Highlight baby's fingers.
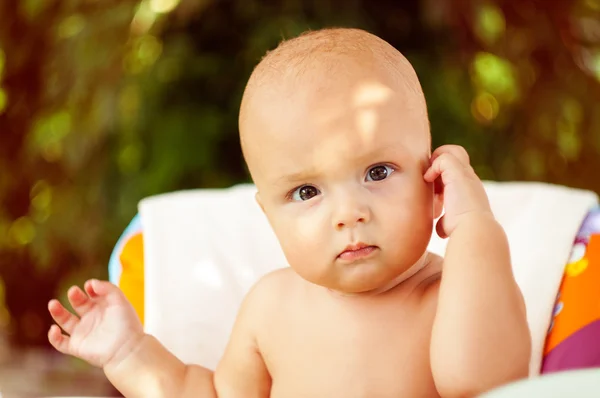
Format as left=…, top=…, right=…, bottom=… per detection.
left=423, top=162, right=441, bottom=183
left=431, top=145, right=470, bottom=166
left=84, top=279, right=97, bottom=298
left=48, top=299, right=79, bottom=335
left=68, top=286, right=94, bottom=317
left=85, top=279, right=123, bottom=303
left=424, top=152, right=463, bottom=183
left=48, top=324, right=71, bottom=354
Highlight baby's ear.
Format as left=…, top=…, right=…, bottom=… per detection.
left=255, top=192, right=265, bottom=213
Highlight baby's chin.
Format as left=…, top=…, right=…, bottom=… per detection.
left=301, top=255, right=430, bottom=295
left=328, top=273, right=407, bottom=296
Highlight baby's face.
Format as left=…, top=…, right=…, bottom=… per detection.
left=245, top=77, right=436, bottom=294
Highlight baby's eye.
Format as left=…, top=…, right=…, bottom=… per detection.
left=365, top=165, right=394, bottom=182
left=291, top=185, right=320, bottom=201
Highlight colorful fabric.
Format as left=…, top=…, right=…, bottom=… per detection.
left=542, top=207, right=600, bottom=373
left=108, top=214, right=145, bottom=324
left=109, top=209, right=600, bottom=370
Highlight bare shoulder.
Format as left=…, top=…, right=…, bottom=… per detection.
left=255, top=266, right=299, bottom=288
left=240, top=267, right=300, bottom=321
left=214, top=268, right=298, bottom=395
left=250, top=267, right=299, bottom=300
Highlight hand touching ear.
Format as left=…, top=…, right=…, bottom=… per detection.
left=424, top=145, right=492, bottom=238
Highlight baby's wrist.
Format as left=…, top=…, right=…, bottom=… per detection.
left=103, top=333, right=189, bottom=397
left=452, top=210, right=497, bottom=234
left=103, top=330, right=147, bottom=375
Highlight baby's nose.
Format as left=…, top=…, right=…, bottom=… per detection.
left=333, top=197, right=371, bottom=230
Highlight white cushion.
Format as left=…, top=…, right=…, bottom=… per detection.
left=139, top=182, right=598, bottom=375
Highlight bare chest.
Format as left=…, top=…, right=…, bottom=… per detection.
left=260, top=290, right=439, bottom=398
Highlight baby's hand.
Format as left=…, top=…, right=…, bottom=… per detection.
left=48, top=279, right=144, bottom=369
left=424, top=145, right=492, bottom=238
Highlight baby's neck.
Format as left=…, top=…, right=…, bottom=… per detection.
left=328, top=251, right=431, bottom=297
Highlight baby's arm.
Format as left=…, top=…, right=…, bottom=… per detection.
left=103, top=334, right=217, bottom=397
left=106, top=281, right=272, bottom=398
left=48, top=278, right=271, bottom=397
left=214, top=274, right=274, bottom=397
left=424, top=146, right=531, bottom=397
left=47, top=279, right=216, bottom=397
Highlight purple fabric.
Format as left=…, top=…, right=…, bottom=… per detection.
left=542, top=319, right=600, bottom=373
left=577, top=209, right=600, bottom=241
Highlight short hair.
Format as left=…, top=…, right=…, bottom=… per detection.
left=239, top=28, right=429, bottom=156
left=242, top=28, right=424, bottom=109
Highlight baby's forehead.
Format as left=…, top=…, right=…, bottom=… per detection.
left=251, top=88, right=428, bottom=163
left=246, top=71, right=428, bottom=146
left=240, top=29, right=430, bottom=178
left=242, top=73, right=429, bottom=163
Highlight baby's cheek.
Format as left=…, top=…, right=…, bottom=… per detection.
left=278, top=216, right=323, bottom=261
left=387, top=199, right=432, bottom=246
left=296, top=217, right=326, bottom=253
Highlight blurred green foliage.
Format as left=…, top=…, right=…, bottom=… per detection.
left=0, top=0, right=599, bottom=347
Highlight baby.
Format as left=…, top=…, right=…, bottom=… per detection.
left=48, top=28, right=531, bottom=397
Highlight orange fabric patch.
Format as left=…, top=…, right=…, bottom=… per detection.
left=118, top=232, right=145, bottom=325
left=544, top=234, right=600, bottom=354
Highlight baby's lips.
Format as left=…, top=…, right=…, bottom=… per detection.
left=337, top=245, right=378, bottom=262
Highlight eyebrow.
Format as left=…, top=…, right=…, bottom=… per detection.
left=357, top=145, right=404, bottom=164
left=273, top=145, right=406, bottom=186
left=274, top=168, right=320, bottom=186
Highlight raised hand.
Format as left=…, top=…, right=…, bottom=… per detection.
left=424, top=145, right=492, bottom=239
left=48, top=279, right=144, bottom=368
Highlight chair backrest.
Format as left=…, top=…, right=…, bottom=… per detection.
left=139, top=182, right=597, bottom=374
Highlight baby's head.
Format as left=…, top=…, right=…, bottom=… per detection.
left=240, top=28, right=441, bottom=294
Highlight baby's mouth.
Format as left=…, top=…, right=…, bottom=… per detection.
left=337, top=243, right=379, bottom=262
